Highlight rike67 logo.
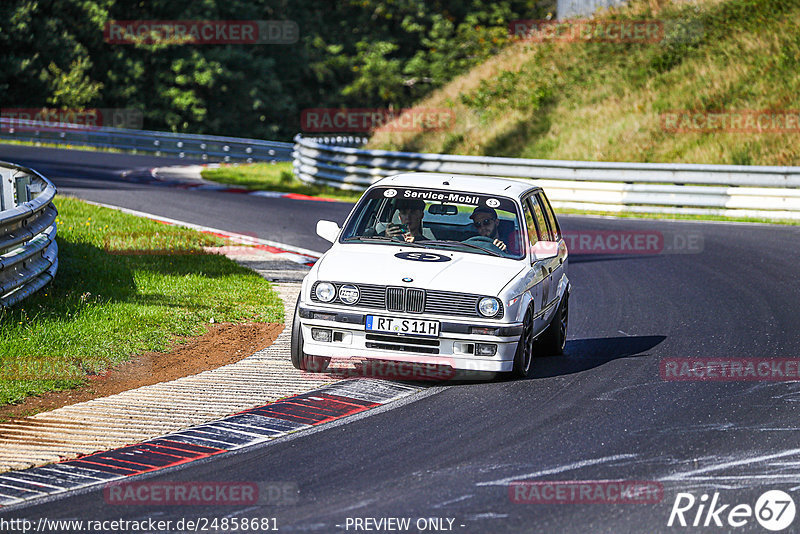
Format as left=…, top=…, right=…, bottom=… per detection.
left=668, top=490, right=796, bottom=531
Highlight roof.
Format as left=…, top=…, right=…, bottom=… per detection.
left=371, top=172, right=540, bottom=198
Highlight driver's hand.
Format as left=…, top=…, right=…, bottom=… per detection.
left=493, top=238, right=507, bottom=251
left=386, top=224, right=404, bottom=238
left=403, top=234, right=416, bottom=243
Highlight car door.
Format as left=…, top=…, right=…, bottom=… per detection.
left=527, top=195, right=556, bottom=320
left=534, top=191, right=567, bottom=317
left=520, top=194, right=549, bottom=333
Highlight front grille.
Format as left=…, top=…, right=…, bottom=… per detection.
left=365, top=333, right=440, bottom=354
left=311, top=281, right=503, bottom=319
left=365, top=343, right=439, bottom=354
left=406, top=288, right=425, bottom=313
left=365, top=333, right=439, bottom=346
left=386, top=287, right=404, bottom=312
left=358, top=285, right=385, bottom=308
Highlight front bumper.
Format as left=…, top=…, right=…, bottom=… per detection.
left=298, top=305, right=522, bottom=373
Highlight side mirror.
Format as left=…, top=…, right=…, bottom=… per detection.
left=316, top=220, right=340, bottom=243
left=531, top=240, right=559, bottom=261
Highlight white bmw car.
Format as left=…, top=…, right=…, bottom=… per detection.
left=291, top=173, right=570, bottom=379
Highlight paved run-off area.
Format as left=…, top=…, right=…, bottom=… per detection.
left=0, top=248, right=422, bottom=475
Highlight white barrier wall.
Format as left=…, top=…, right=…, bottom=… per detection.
left=292, top=135, right=800, bottom=220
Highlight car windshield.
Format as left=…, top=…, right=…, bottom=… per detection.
left=340, top=186, right=525, bottom=259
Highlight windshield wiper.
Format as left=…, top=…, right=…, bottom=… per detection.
left=342, top=236, right=394, bottom=242
left=422, top=240, right=504, bottom=257
left=343, top=236, right=425, bottom=247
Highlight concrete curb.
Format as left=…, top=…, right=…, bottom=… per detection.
left=0, top=281, right=315, bottom=473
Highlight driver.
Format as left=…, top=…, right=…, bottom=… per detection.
left=385, top=198, right=434, bottom=243
left=470, top=206, right=509, bottom=252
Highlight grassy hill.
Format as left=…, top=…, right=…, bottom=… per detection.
left=367, top=0, right=800, bottom=166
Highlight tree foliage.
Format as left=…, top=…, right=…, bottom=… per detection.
left=0, top=0, right=550, bottom=140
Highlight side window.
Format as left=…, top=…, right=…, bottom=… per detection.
left=530, top=195, right=551, bottom=241
left=522, top=199, right=539, bottom=250
left=538, top=192, right=560, bottom=240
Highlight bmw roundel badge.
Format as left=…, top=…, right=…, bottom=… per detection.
left=402, top=277, right=413, bottom=283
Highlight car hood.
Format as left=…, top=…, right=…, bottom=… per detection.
left=314, top=243, right=525, bottom=296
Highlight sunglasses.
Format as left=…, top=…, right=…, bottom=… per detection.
left=473, top=218, right=496, bottom=228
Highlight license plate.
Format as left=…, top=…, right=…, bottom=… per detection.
left=365, top=315, right=440, bottom=337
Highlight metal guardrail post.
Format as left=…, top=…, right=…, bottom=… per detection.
left=0, top=118, right=294, bottom=163
left=0, top=169, right=13, bottom=211
left=0, top=162, right=58, bottom=307
left=15, top=175, right=31, bottom=204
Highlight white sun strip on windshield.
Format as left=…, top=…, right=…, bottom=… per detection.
left=340, top=187, right=525, bottom=258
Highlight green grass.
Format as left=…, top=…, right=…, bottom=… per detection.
left=201, top=162, right=362, bottom=203
left=0, top=196, right=284, bottom=406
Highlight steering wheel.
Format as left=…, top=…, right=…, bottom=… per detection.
left=463, top=235, right=507, bottom=253
left=464, top=235, right=495, bottom=245
left=462, top=235, right=513, bottom=257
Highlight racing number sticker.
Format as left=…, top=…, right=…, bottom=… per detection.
left=394, top=252, right=451, bottom=262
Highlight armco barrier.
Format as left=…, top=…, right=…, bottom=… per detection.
left=0, top=118, right=293, bottom=163
left=0, top=162, right=58, bottom=307
left=292, top=135, right=800, bottom=220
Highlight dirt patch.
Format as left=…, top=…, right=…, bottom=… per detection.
left=0, top=322, right=283, bottom=421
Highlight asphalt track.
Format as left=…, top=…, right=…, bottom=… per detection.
left=3, top=145, right=800, bottom=533
left=0, top=144, right=344, bottom=253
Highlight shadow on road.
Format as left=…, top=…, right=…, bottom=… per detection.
left=533, top=335, right=666, bottom=378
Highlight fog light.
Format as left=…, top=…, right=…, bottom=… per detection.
left=311, top=328, right=332, bottom=342
left=313, top=312, right=337, bottom=321
left=475, top=343, right=497, bottom=356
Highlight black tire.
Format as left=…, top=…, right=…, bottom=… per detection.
left=290, top=296, right=331, bottom=372
left=512, top=308, right=535, bottom=378
left=536, top=291, right=569, bottom=356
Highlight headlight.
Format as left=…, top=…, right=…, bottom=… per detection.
left=339, top=284, right=360, bottom=305
left=478, top=297, right=500, bottom=317
left=315, top=282, right=336, bottom=302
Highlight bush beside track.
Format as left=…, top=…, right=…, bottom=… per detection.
left=0, top=197, right=284, bottom=406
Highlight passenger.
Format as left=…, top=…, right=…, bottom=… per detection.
left=469, top=206, right=517, bottom=253
left=385, top=198, right=434, bottom=243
